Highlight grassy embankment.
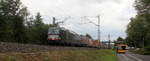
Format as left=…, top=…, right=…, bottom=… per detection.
left=130, top=50, right=145, bottom=55
left=0, top=49, right=116, bottom=61
left=130, top=50, right=150, bottom=55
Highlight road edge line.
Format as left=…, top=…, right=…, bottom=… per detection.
left=128, top=54, right=142, bottom=61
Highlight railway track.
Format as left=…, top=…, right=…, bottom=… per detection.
left=0, top=42, right=98, bottom=53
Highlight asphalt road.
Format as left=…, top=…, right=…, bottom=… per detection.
left=117, top=52, right=150, bottom=61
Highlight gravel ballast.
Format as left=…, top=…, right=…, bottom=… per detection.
left=0, top=42, right=96, bottom=53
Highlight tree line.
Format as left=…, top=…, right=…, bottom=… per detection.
left=0, top=0, right=51, bottom=44
left=126, top=0, right=150, bottom=52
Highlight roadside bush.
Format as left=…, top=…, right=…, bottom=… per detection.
left=144, top=46, right=150, bottom=55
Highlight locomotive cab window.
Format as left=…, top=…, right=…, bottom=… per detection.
left=48, top=28, right=60, bottom=34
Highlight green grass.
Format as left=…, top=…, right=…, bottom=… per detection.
left=130, top=50, right=150, bottom=55
left=0, top=49, right=117, bottom=61
left=130, top=50, right=145, bottom=55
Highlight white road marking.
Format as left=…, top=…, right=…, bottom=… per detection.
left=127, top=54, right=143, bottom=61
left=118, top=54, right=133, bottom=61
left=121, top=54, right=133, bottom=61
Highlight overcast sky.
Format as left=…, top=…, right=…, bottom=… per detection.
left=21, top=0, right=137, bottom=41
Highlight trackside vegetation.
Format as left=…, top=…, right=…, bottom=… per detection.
left=126, top=0, right=150, bottom=54
left=0, top=0, right=51, bottom=45
left=0, top=49, right=116, bottom=61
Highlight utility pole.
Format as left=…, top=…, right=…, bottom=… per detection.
left=108, top=34, right=111, bottom=48
left=84, top=16, right=101, bottom=48
left=97, top=16, right=100, bottom=42
left=84, top=16, right=101, bottom=42
left=143, top=37, right=145, bottom=50
left=53, top=17, right=56, bottom=26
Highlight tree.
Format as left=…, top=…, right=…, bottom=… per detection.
left=135, top=0, right=150, bottom=15
left=126, top=16, right=147, bottom=47
left=0, top=0, right=51, bottom=45
left=0, top=0, right=28, bottom=42
left=126, top=0, right=150, bottom=49
left=117, top=37, right=124, bottom=41
left=115, top=37, right=126, bottom=44
left=32, top=13, right=44, bottom=44
left=26, top=12, right=49, bottom=44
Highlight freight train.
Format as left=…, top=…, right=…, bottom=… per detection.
left=48, top=26, right=101, bottom=48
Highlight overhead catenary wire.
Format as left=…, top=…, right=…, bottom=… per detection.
left=50, top=16, right=102, bottom=41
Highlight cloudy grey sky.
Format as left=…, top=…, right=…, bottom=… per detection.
left=21, top=0, right=137, bottom=41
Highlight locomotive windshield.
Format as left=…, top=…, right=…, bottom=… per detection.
left=48, top=27, right=60, bottom=35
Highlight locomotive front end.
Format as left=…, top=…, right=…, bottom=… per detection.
left=48, top=27, right=61, bottom=41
